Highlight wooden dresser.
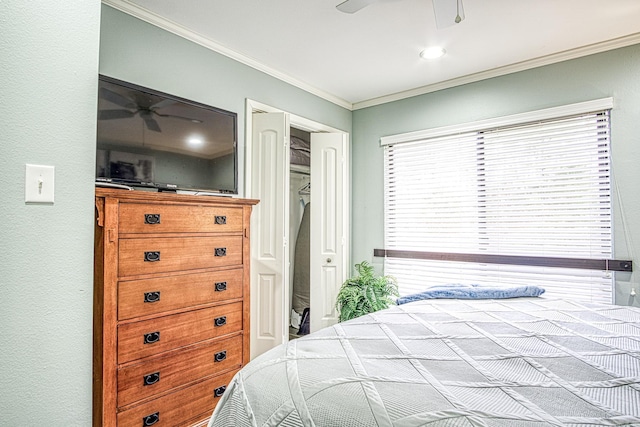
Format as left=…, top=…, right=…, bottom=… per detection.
left=93, top=188, right=258, bottom=427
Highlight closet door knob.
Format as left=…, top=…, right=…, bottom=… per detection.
left=326, top=258, right=332, bottom=263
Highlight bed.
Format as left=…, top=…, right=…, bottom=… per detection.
left=208, top=297, right=640, bottom=426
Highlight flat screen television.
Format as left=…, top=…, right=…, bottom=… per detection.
left=95, top=75, right=238, bottom=194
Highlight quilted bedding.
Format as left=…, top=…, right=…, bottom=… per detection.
left=208, top=298, right=640, bottom=426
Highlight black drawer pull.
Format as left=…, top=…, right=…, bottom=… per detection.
left=143, top=331, right=160, bottom=344
left=215, top=215, right=227, bottom=225
left=214, top=350, right=227, bottom=362
left=143, top=372, right=160, bottom=386
left=214, top=247, right=227, bottom=257
left=142, top=412, right=159, bottom=426
left=144, top=291, right=160, bottom=303
left=144, top=214, right=161, bottom=225
left=215, top=281, right=227, bottom=292
left=144, top=251, right=161, bottom=262
left=214, top=386, right=227, bottom=397
left=214, top=316, right=227, bottom=327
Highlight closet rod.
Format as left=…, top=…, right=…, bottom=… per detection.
left=291, top=170, right=310, bottom=176
left=291, top=164, right=310, bottom=176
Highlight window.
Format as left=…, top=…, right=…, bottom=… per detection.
left=382, top=99, right=615, bottom=304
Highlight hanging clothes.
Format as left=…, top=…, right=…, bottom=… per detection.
left=291, top=202, right=310, bottom=317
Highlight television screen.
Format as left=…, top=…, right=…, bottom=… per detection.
left=96, top=75, right=238, bottom=194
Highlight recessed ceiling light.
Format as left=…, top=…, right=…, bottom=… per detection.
left=420, top=46, right=446, bottom=60
left=188, top=137, right=203, bottom=146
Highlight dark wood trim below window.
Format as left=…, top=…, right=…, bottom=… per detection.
left=373, top=249, right=632, bottom=272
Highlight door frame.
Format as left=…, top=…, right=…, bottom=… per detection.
left=245, top=99, right=350, bottom=358
left=245, top=99, right=348, bottom=194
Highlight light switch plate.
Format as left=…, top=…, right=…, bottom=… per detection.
left=25, top=164, right=55, bottom=204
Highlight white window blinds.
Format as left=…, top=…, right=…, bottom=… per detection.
left=382, top=101, right=614, bottom=304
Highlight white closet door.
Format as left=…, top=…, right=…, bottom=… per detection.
left=250, top=112, right=289, bottom=359
left=310, top=133, right=348, bottom=332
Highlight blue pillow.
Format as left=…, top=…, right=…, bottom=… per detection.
left=397, top=283, right=545, bottom=305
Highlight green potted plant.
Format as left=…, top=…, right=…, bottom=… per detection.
left=335, top=261, right=399, bottom=322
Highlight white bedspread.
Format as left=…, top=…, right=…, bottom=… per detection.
left=209, top=298, right=640, bottom=426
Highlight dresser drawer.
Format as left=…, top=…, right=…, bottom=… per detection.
left=116, top=369, right=236, bottom=427
left=118, top=269, right=243, bottom=320
left=118, top=334, right=243, bottom=407
left=118, top=302, right=243, bottom=363
left=118, top=236, right=243, bottom=277
left=118, top=203, right=243, bottom=234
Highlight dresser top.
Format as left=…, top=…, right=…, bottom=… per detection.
left=95, top=187, right=259, bottom=206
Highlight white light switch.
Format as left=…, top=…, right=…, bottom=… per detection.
left=25, top=164, right=55, bottom=204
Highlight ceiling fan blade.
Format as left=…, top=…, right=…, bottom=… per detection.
left=143, top=116, right=161, bottom=132
left=433, top=0, right=464, bottom=29
left=149, top=99, right=201, bottom=122
left=336, top=0, right=379, bottom=13
left=98, top=109, right=136, bottom=120
left=155, top=112, right=203, bottom=123
left=99, top=87, right=137, bottom=109
left=151, top=99, right=177, bottom=110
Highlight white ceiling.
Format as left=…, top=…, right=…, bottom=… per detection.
left=104, top=0, right=640, bottom=110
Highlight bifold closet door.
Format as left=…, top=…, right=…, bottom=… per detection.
left=249, top=112, right=289, bottom=359
left=249, top=110, right=348, bottom=359
left=310, top=133, right=348, bottom=333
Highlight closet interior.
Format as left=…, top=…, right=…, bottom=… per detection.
left=289, top=127, right=311, bottom=340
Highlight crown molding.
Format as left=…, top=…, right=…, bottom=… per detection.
left=102, top=0, right=640, bottom=112
left=380, top=97, right=614, bottom=146
left=353, top=32, right=640, bottom=110
left=101, top=0, right=354, bottom=110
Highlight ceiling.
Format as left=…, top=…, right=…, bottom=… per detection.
left=104, top=0, right=640, bottom=110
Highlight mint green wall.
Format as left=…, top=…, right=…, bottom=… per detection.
left=0, top=4, right=350, bottom=425
left=99, top=5, right=352, bottom=196
left=352, top=44, right=640, bottom=306
left=2, top=2, right=638, bottom=424
left=0, top=1, right=101, bottom=425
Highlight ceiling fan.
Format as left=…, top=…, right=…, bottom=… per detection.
left=98, top=87, right=201, bottom=132
left=336, top=0, right=465, bottom=28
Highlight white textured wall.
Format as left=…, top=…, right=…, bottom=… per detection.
left=0, top=1, right=101, bottom=425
